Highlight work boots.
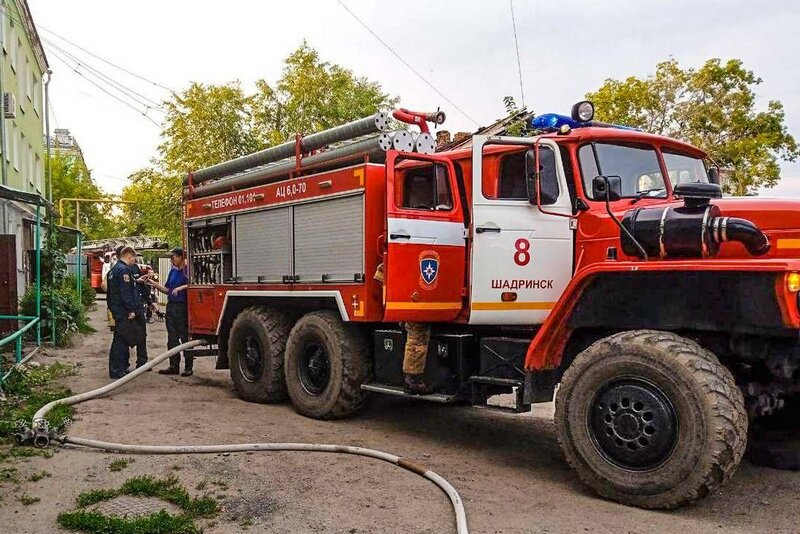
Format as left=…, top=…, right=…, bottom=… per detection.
left=403, top=373, right=431, bottom=395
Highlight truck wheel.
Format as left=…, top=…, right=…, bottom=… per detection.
left=284, top=310, right=371, bottom=419
left=555, top=330, right=747, bottom=509
left=228, top=307, right=292, bottom=403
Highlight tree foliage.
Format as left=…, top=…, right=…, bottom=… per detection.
left=252, top=42, right=398, bottom=145
left=159, top=82, right=260, bottom=176
left=587, top=58, right=799, bottom=195
left=50, top=151, right=115, bottom=241
left=115, top=168, right=183, bottom=245
left=119, top=43, right=397, bottom=245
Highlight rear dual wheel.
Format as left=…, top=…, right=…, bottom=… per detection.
left=284, top=311, right=372, bottom=419
left=555, top=330, right=748, bottom=509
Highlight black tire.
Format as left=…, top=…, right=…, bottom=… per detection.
left=555, top=330, right=747, bottom=509
left=284, top=311, right=372, bottom=419
left=228, top=306, right=292, bottom=403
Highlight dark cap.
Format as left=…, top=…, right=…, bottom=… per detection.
left=170, top=247, right=185, bottom=257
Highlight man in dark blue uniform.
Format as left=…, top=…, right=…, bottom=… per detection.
left=130, top=261, right=154, bottom=370
left=106, top=246, right=143, bottom=379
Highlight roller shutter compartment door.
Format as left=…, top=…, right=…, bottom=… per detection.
left=234, top=208, right=291, bottom=282
left=293, top=195, right=364, bottom=282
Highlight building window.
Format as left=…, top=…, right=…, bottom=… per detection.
left=19, top=133, right=26, bottom=177
left=32, top=73, right=40, bottom=115
left=1, top=9, right=7, bottom=54
left=9, top=34, right=17, bottom=72
left=35, top=153, right=41, bottom=192
left=25, top=58, right=32, bottom=102
left=11, top=125, right=18, bottom=170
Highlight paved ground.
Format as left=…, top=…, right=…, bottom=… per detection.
left=1, top=303, right=799, bottom=533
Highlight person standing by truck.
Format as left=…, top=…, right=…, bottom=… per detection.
left=149, top=248, right=192, bottom=376
left=106, top=246, right=142, bottom=379
left=130, top=261, right=155, bottom=369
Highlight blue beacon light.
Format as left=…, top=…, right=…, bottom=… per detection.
left=530, top=101, right=641, bottom=132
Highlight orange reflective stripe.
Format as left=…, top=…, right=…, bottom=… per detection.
left=385, top=302, right=462, bottom=310
left=471, top=301, right=555, bottom=311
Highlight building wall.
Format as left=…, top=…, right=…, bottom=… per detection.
left=0, top=0, right=45, bottom=195
left=0, top=0, right=47, bottom=303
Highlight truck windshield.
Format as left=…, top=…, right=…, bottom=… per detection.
left=578, top=142, right=666, bottom=199
left=663, top=151, right=709, bottom=186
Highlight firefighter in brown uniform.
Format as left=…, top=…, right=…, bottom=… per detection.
left=374, top=263, right=432, bottom=394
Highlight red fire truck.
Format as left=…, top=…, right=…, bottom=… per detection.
left=181, top=103, right=799, bottom=509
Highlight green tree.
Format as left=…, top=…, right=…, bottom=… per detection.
left=252, top=42, right=398, bottom=145
left=116, top=168, right=182, bottom=245
left=159, top=81, right=259, bottom=175
left=587, top=58, right=799, bottom=195
left=50, top=151, right=116, bottom=242
left=121, top=43, right=398, bottom=245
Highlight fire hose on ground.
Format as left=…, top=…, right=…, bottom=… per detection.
left=21, top=340, right=469, bottom=534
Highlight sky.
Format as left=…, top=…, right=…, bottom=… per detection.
left=25, top=0, right=800, bottom=196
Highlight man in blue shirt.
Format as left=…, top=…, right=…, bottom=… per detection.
left=149, top=247, right=191, bottom=376
left=106, top=246, right=143, bottom=379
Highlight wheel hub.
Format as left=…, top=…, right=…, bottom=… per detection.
left=298, top=343, right=331, bottom=396
left=240, top=334, right=264, bottom=382
left=590, top=379, right=677, bottom=470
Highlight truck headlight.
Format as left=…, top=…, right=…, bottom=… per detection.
left=571, top=101, right=594, bottom=122
left=787, top=271, right=800, bottom=293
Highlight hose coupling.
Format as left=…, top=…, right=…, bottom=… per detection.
left=14, top=427, right=35, bottom=445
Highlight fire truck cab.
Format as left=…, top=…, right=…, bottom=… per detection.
left=182, top=104, right=800, bottom=509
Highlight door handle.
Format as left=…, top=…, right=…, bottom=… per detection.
left=475, top=226, right=501, bottom=234
left=390, top=233, right=411, bottom=240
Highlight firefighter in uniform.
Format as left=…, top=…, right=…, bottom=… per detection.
left=149, top=248, right=191, bottom=376
left=374, top=262, right=432, bottom=394
left=130, top=261, right=154, bottom=369
left=106, top=246, right=143, bottom=379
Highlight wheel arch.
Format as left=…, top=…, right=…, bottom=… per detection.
left=215, top=291, right=349, bottom=369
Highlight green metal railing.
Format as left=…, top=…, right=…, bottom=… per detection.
left=0, top=199, right=43, bottom=387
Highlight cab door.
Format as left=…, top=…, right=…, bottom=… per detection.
left=383, top=152, right=466, bottom=322
left=469, top=136, right=574, bottom=325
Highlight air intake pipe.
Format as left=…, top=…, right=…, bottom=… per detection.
left=619, top=183, right=770, bottom=259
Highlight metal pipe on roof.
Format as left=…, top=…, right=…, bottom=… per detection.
left=190, top=133, right=393, bottom=198
left=188, top=112, right=391, bottom=185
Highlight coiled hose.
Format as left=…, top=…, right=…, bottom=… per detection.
left=31, top=339, right=469, bottom=534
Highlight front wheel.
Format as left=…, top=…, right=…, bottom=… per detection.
left=284, top=311, right=371, bottom=419
left=555, top=330, right=747, bottom=509
left=228, top=307, right=292, bottom=403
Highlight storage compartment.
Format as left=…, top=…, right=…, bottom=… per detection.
left=373, top=329, right=475, bottom=394
left=234, top=208, right=291, bottom=282
left=293, top=195, right=364, bottom=282
left=479, top=337, right=528, bottom=380
left=188, top=217, right=232, bottom=285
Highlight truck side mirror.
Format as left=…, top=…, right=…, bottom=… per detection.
left=592, top=175, right=622, bottom=201
left=707, top=167, right=720, bottom=185
left=524, top=149, right=558, bottom=206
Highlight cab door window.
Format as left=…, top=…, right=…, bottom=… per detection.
left=400, top=163, right=453, bottom=211
left=489, top=146, right=559, bottom=204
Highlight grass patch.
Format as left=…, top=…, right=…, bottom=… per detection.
left=60, top=475, right=219, bottom=534
left=58, top=509, right=198, bottom=534
left=0, top=362, right=77, bottom=443
left=28, top=470, right=51, bottom=482
left=109, top=458, right=135, bottom=472
left=0, top=467, right=20, bottom=484
left=19, top=494, right=40, bottom=505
